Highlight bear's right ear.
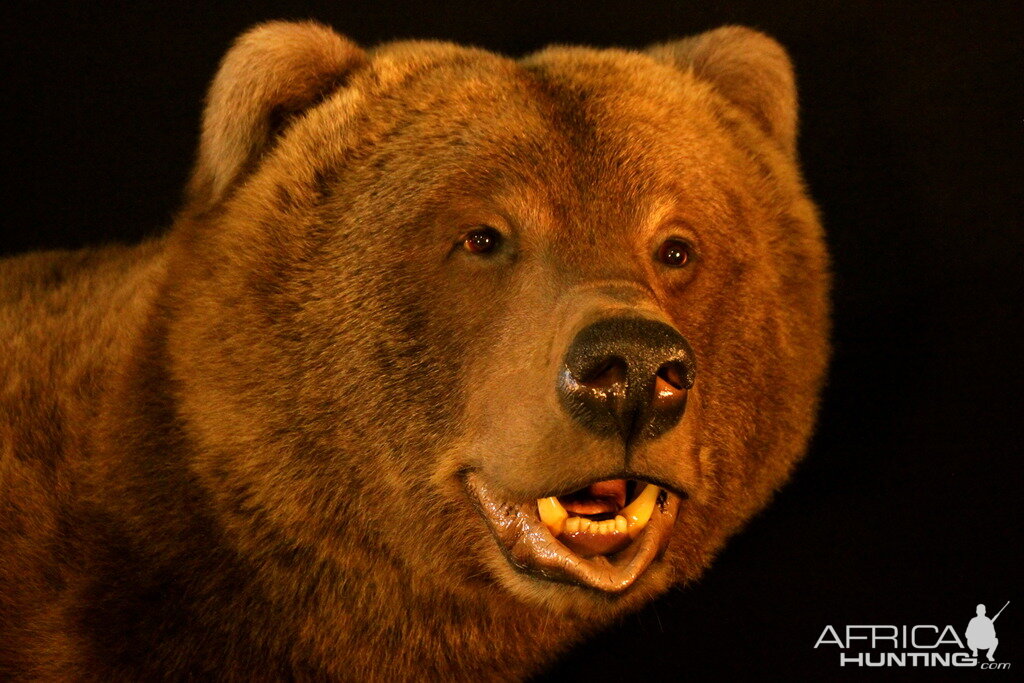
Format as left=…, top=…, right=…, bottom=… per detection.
left=186, top=21, right=366, bottom=212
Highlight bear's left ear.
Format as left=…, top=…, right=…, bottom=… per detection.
left=187, top=21, right=367, bottom=212
left=647, top=26, right=797, bottom=154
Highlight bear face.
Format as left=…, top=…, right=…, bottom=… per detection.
left=169, top=21, right=828, bottom=618
left=0, top=20, right=829, bottom=679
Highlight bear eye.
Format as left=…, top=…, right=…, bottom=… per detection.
left=461, top=226, right=502, bottom=255
left=657, top=238, right=692, bottom=268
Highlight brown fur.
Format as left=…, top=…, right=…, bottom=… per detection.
left=0, top=22, right=829, bottom=680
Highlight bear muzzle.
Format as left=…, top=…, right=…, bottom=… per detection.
left=459, top=302, right=698, bottom=593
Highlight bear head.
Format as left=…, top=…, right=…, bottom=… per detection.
left=162, top=21, right=829, bottom=626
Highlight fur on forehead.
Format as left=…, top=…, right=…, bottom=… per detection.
left=186, top=21, right=797, bottom=219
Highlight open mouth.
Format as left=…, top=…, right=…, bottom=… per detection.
left=465, top=474, right=681, bottom=594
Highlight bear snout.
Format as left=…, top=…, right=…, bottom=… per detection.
left=557, top=316, right=696, bottom=444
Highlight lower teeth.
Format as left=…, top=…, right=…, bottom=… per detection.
left=536, top=483, right=661, bottom=546
left=564, top=515, right=626, bottom=534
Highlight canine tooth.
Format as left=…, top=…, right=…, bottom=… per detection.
left=537, top=497, right=568, bottom=536
left=615, top=515, right=627, bottom=534
left=579, top=519, right=592, bottom=532
left=620, top=484, right=660, bottom=538
left=565, top=516, right=581, bottom=533
left=605, top=520, right=617, bottom=534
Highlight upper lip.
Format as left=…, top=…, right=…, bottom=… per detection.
left=463, top=472, right=682, bottom=593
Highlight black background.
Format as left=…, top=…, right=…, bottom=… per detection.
left=2, top=1, right=1021, bottom=679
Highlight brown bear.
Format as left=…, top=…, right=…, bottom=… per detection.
left=0, top=21, right=830, bottom=680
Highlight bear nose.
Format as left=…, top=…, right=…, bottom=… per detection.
left=557, top=317, right=697, bottom=443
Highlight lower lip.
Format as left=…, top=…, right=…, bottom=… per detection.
left=560, top=528, right=631, bottom=556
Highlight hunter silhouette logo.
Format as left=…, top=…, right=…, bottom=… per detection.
left=967, top=602, right=1009, bottom=662
left=814, top=601, right=1011, bottom=669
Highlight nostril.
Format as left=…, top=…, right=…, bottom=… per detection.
left=655, top=362, right=686, bottom=391
left=653, top=362, right=689, bottom=404
left=579, top=356, right=627, bottom=391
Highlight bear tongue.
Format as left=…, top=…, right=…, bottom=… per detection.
left=560, top=479, right=627, bottom=515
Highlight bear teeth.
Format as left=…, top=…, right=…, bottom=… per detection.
left=536, top=496, right=568, bottom=536
left=537, top=483, right=661, bottom=547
